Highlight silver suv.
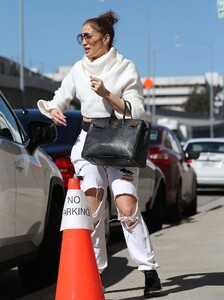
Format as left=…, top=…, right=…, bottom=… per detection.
left=0, top=91, right=65, bottom=292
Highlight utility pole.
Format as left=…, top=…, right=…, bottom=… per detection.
left=19, top=0, right=25, bottom=108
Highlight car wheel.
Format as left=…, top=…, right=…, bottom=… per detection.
left=146, top=182, right=165, bottom=234
left=183, top=181, right=197, bottom=217
left=18, top=200, right=62, bottom=293
left=165, top=183, right=182, bottom=223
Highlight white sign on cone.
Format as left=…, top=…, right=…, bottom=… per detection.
left=217, top=0, right=224, bottom=18
left=60, top=189, right=93, bottom=231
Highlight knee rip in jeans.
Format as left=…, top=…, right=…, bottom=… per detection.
left=91, top=193, right=105, bottom=228
left=84, top=187, right=104, bottom=228
left=118, top=203, right=140, bottom=229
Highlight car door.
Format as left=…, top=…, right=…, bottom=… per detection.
left=0, top=117, right=16, bottom=261
left=11, top=142, right=46, bottom=243
left=169, top=132, right=193, bottom=201
left=138, top=160, right=155, bottom=213
left=0, top=95, right=46, bottom=251
left=164, top=131, right=181, bottom=198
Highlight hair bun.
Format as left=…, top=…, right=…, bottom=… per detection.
left=99, top=10, right=119, bottom=25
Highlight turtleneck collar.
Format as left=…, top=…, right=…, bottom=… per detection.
left=81, top=47, right=123, bottom=76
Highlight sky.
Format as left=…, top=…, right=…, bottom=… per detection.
left=1, top=0, right=224, bottom=79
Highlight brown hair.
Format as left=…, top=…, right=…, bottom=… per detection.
left=83, top=10, right=119, bottom=48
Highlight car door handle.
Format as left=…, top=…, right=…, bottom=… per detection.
left=15, top=160, right=25, bottom=173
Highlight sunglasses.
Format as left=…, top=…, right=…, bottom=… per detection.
left=77, top=32, right=93, bottom=45
left=77, top=32, right=104, bottom=45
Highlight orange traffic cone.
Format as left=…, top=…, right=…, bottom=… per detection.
left=55, top=177, right=105, bottom=300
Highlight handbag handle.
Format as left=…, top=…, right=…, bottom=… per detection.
left=120, top=100, right=132, bottom=126
left=124, top=100, right=132, bottom=118
left=110, top=100, right=132, bottom=127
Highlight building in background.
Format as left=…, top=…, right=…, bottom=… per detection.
left=142, top=73, right=224, bottom=112
left=0, top=56, right=60, bottom=108
left=1, top=55, right=224, bottom=138
left=45, top=65, right=224, bottom=113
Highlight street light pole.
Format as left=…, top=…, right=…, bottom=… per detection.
left=152, top=50, right=156, bottom=123
left=19, top=0, right=25, bottom=108
left=209, top=45, right=214, bottom=138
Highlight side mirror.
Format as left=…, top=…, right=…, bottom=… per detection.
left=28, top=121, right=58, bottom=153
left=185, top=150, right=200, bottom=160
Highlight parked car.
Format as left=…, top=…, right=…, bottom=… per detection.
left=0, top=91, right=65, bottom=292
left=183, top=138, right=224, bottom=188
left=15, top=109, right=167, bottom=240
left=149, top=124, right=199, bottom=222
left=14, top=108, right=83, bottom=189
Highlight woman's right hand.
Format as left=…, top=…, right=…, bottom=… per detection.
left=50, top=108, right=67, bottom=126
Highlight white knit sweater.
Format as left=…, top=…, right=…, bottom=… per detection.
left=37, top=47, right=145, bottom=119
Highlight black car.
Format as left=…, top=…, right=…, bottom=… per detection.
left=15, top=109, right=166, bottom=241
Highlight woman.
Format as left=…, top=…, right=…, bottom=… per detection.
left=37, top=10, right=162, bottom=297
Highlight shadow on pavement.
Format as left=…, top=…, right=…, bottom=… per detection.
left=103, top=272, right=224, bottom=300
left=103, top=256, right=135, bottom=289
left=163, top=272, right=224, bottom=295
left=105, top=288, right=146, bottom=300
left=107, top=226, right=126, bottom=256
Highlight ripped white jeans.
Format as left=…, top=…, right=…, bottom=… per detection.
left=70, top=130, right=159, bottom=273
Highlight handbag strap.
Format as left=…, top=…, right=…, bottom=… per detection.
left=116, top=99, right=132, bottom=127
left=124, top=100, right=132, bottom=118
left=110, top=99, right=132, bottom=122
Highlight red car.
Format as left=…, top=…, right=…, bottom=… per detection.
left=149, top=124, right=198, bottom=223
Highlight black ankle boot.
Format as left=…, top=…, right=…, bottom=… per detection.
left=144, top=270, right=162, bottom=296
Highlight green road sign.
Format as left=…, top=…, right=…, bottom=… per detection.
left=217, top=0, right=224, bottom=18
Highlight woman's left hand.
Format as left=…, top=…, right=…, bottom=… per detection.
left=90, top=76, right=110, bottom=98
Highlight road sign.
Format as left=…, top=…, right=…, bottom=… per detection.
left=143, top=77, right=154, bottom=90
left=217, top=0, right=224, bottom=18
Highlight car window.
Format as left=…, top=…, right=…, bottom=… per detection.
left=149, top=129, right=160, bottom=145
left=186, top=142, right=224, bottom=153
left=217, top=145, right=224, bottom=152
left=167, top=131, right=183, bottom=154
left=164, top=131, right=172, bottom=149
left=0, top=95, right=26, bottom=144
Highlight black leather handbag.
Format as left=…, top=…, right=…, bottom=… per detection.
left=81, top=100, right=151, bottom=168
